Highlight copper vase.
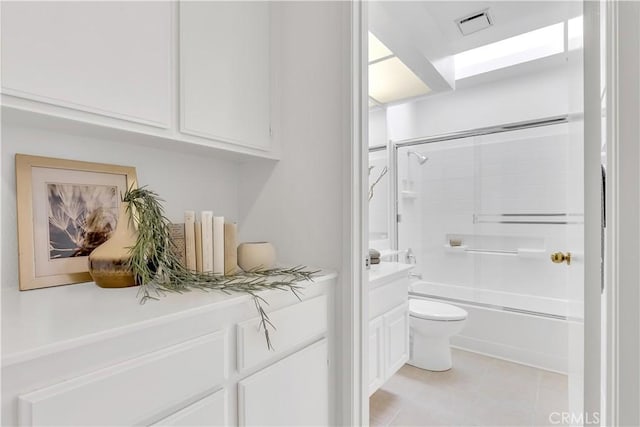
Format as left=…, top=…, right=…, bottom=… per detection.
left=88, top=202, right=138, bottom=288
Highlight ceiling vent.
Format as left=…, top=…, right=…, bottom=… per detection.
left=456, top=10, right=493, bottom=36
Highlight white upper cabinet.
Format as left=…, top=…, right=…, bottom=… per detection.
left=1, top=2, right=173, bottom=128
left=179, top=2, right=271, bottom=151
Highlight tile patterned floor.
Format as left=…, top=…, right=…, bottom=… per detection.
left=370, top=349, right=568, bottom=427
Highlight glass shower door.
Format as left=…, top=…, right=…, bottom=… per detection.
left=396, top=119, right=585, bottom=423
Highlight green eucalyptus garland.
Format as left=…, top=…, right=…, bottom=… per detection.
left=123, top=187, right=317, bottom=350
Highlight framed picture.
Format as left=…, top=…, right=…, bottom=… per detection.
left=16, top=154, right=137, bottom=290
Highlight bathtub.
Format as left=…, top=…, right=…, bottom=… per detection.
left=409, top=280, right=571, bottom=373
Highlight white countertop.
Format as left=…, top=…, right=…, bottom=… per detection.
left=2, top=271, right=336, bottom=366
left=368, top=262, right=414, bottom=289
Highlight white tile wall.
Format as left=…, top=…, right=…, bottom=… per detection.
left=398, top=123, right=581, bottom=313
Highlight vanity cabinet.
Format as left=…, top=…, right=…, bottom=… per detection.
left=384, top=303, right=410, bottom=378
left=368, top=302, right=410, bottom=397
left=368, top=263, right=413, bottom=396
left=1, top=2, right=173, bottom=128
left=2, top=274, right=335, bottom=426
left=368, top=317, right=385, bottom=395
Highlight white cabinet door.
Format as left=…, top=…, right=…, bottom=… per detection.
left=238, top=339, right=328, bottom=426
left=179, top=1, right=271, bottom=150
left=1, top=2, right=173, bottom=128
left=384, top=303, right=409, bottom=379
left=369, top=316, right=385, bottom=396
left=153, top=389, right=227, bottom=427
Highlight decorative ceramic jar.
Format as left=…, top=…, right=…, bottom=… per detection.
left=237, top=242, right=276, bottom=272
left=88, top=202, right=138, bottom=288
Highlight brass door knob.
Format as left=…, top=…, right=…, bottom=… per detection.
left=550, top=252, right=571, bottom=265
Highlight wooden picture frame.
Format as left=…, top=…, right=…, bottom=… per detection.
left=15, top=154, right=138, bottom=290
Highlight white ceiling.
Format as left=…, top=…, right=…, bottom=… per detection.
left=419, top=1, right=582, bottom=55
left=368, top=1, right=583, bottom=105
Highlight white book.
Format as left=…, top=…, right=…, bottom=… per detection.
left=184, top=211, right=197, bottom=271
left=195, top=222, right=203, bottom=273
left=213, top=216, right=225, bottom=275
left=224, top=222, right=238, bottom=275
left=201, top=211, right=213, bottom=273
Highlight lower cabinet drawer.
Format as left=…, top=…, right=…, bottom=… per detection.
left=18, top=331, right=227, bottom=426
left=369, top=278, right=409, bottom=320
left=236, top=295, right=327, bottom=372
left=153, top=389, right=227, bottom=426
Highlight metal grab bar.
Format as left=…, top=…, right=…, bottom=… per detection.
left=473, top=213, right=584, bottom=225
left=445, top=245, right=545, bottom=257
left=464, top=248, right=518, bottom=255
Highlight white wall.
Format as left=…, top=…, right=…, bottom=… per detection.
left=368, top=107, right=387, bottom=147
left=398, top=124, right=575, bottom=313
left=237, top=2, right=347, bottom=272
left=368, top=149, right=389, bottom=246
left=386, top=63, right=577, bottom=141
left=1, top=122, right=240, bottom=289
left=236, top=6, right=350, bottom=423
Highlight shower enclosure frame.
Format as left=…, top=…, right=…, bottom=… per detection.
left=389, top=114, right=570, bottom=262
left=383, top=109, right=602, bottom=421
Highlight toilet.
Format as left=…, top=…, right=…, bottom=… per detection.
left=408, top=299, right=468, bottom=371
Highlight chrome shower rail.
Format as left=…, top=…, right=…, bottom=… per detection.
left=392, top=115, right=569, bottom=148
left=409, top=292, right=568, bottom=321
left=368, top=145, right=387, bottom=153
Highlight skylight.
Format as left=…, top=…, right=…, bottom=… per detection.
left=454, top=22, right=565, bottom=80
left=368, top=32, right=431, bottom=105
left=369, top=32, right=393, bottom=63
left=454, top=15, right=584, bottom=81
left=568, top=16, right=583, bottom=50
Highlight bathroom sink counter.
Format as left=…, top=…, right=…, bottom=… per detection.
left=368, top=262, right=414, bottom=289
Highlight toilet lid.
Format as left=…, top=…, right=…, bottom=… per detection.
left=409, top=299, right=467, bottom=321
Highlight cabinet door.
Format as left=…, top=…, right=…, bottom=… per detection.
left=153, top=389, right=227, bottom=427
left=384, top=303, right=409, bottom=380
left=238, top=340, right=328, bottom=426
left=18, top=331, right=227, bottom=426
left=1, top=2, right=172, bottom=128
left=368, top=317, right=385, bottom=396
left=179, top=2, right=271, bottom=150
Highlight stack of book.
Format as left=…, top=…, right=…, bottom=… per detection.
left=169, top=211, right=238, bottom=275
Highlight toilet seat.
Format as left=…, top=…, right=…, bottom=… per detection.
left=409, top=299, right=467, bottom=321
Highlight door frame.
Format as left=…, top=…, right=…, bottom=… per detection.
left=584, top=0, right=603, bottom=423
left=347, top=0, right=612, bottom=425
left=341, top=1, right=368, bottom=426
left=604, top=1, right=640, bottom=425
